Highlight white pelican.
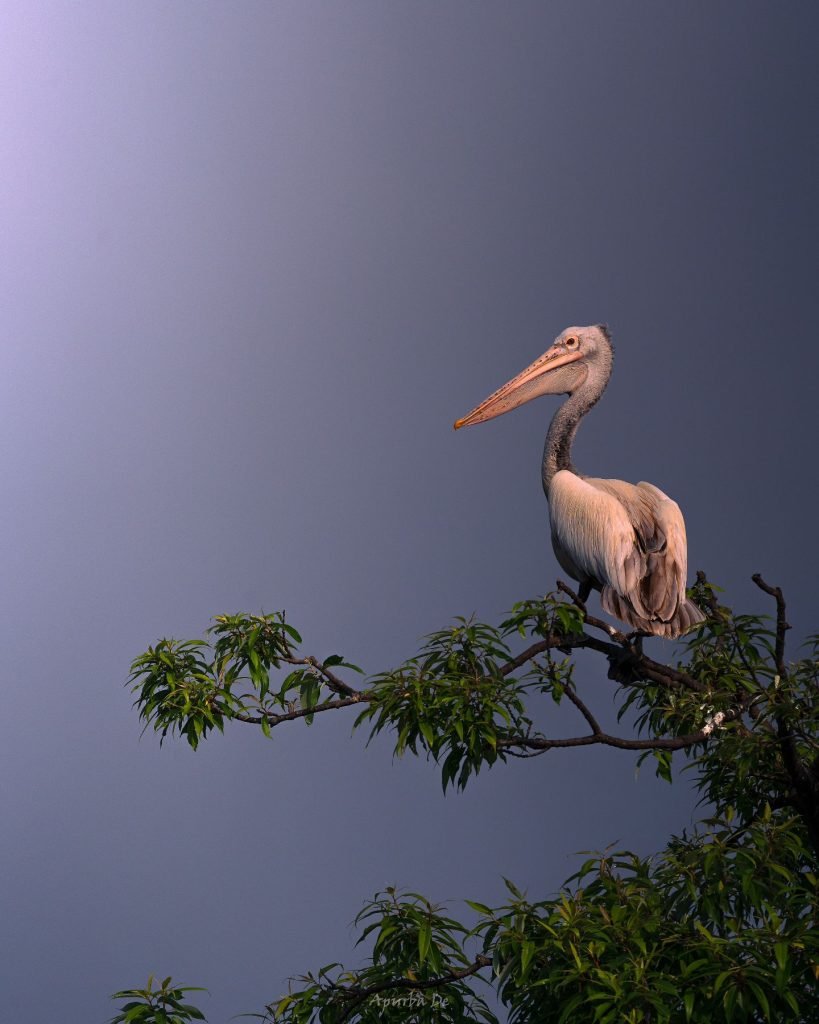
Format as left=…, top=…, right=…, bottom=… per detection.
left=455, top=325, right=704, bottom=638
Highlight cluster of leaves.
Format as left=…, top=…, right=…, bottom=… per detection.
left=358, top=619, right=526, bottom=791
left=118, top=804, right=818, bottom=1023
left=481, top=812, right=819, bottom=1024
left=261, top=779, right=807, bottom=1023
left=129, top=612, right=360, bottom=749
left=687, top=612, right=819, bottom=832
left=120, top=583, right=819, bottom=1022
left=128, top=595, right=583, bottom=790
left=110, top=976, right=206, bottom=1024
left=355, top=599, right=586, bottom=791
left=243, top=889, right=497, bottom=1024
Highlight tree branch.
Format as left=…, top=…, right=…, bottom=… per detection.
left=751, top=574, right=790, bottom=680
left=280, top=655, right=360, bottom=697
left=750, top=576, right=819, bottom=853
left=555, top=580, right=706, bottom=694
left=563, top=685, right=603, bottom=735
left=235, top=693, right=368, bottom=728
left=499, top=706, right=745, bottom=754
left=499, top=637, right=563, bottom=675
left=557, top=579, right=629, bottom=642
left=333, top=954, right=492, bottom=1024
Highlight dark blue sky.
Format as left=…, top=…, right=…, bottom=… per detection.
left=0, top=3, right=816, bottom=1021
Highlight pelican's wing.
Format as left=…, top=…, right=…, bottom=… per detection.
left=549, top=472, right=702, bottom=636
left=547, top=471, right=648, bottom=598
left=635, top=480, right=690, bottom=620
left=583, top=478, right=688, bottom=618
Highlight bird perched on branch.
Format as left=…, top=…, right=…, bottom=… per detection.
left=455, top=324, right=704, bottom=639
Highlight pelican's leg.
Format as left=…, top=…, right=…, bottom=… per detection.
left=577, top=580, right=592, bottom=604
left=626, top=630, right=647, bottom=654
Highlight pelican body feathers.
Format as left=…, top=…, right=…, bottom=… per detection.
left=549, top=471, right=703, bottom=638
left=455, top=324, right=704, bottom=639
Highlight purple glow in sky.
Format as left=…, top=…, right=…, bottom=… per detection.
left=0, top=3, right=816, bottom=1021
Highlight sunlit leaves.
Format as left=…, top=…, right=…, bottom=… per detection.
left=128, top=639, right=227, bottom=750
left=353, top=594, right=592, bottom=791
left=500, top=595, right=584, bottom=641
left=356, top=617, right=531, bottom=791
left=128, top=592, right=589, bottom=789
left=110, top=976, right=207, bottom=1024
left=121, top=581, right=819, bottom=1022
left=128, top=612, right=353, bottom=749
left=209, top=612, right=302, bottom=698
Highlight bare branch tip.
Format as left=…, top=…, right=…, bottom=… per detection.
left=751, top=573, right=780, bottom=598
left=556, top=579, right=584, bottom=607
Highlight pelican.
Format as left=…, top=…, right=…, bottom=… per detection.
left=455, top=325, right=704, bottom=638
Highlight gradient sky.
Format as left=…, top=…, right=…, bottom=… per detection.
left=1, top=3, right=817, bottom=1021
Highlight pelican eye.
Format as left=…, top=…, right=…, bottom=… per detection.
left=565, top=336, right=579, bottom=349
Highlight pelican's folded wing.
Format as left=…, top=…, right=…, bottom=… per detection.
left=549, top=471, right=704, bottom=637
left=586, top=476, right=690, bottom=622
left=547, top=470, right=647, bottom=599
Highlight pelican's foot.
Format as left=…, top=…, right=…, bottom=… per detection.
left=625, top=631, right=648, bottom=653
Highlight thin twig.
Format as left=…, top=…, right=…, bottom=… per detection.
left=279, top=654, right=359, bottom=697
left=500, top=637, right=568, bottom=676
left=557, top=580, right=630, bottom=643
left=235, top=693, right=368, bottom=728
left=751, top=574, right=790, bottom=680
left=563, top=686, right=603, bottom=735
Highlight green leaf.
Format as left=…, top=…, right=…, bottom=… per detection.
left=746, top=980, right=770, bottom=1021
left=683, top=989, right=695, bottom=1022
left=419, top=721, right=435, bottom=748
left=418, top=920, right=432, bottom=964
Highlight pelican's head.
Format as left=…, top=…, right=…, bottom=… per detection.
left=454, top=324, right=612, bottom=429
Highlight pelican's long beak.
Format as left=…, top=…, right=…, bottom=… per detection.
left=454, top=345, right=584, bottom=429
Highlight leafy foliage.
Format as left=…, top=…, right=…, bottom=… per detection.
left=110, top=975, right=207, bottom=1024
left=129, top=611, right=360, bottom=749
left=481, top=815, right=818, bottom=1024
left=241, top=889, right=497, bottom=1024
left=357, top=618, right=530, bottom=791
left=129, top=593, right=584, bottom=790
left=120, top=580, right=819, bottom=1022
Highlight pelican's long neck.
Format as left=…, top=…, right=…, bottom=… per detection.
left=541, top=364, right=610, bottom=495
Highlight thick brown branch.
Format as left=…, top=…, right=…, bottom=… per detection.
left=635, top=653, right=706, bottom=694
left=776, top=717, right=819, bottom=855
left=497, top=624, right=704, bottom=697
left=498, top=706, right=744, bottom=754
left=500, top=636, right=569, bottom=676
left=751, top=574, right=790, bottom=680
left=499, top=630, right=628, bottom=670
left=749, top=577, right=819, bottom=852
left=556, top=581, right=704, bottom=692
